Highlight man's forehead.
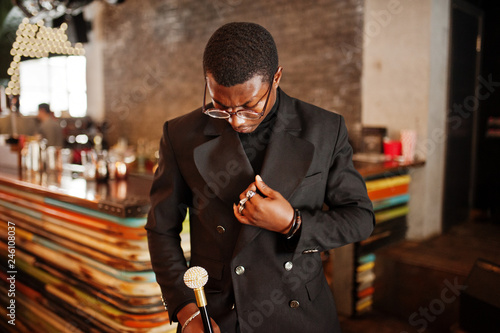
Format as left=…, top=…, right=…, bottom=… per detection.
left=206, top=72, right=266, bottom=87
left=206, top=74, right=268, bottom=108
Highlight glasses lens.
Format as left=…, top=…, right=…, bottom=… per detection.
left=205, top=109, right=230, bottom=119
left=237, top=110, right=262, bottom=120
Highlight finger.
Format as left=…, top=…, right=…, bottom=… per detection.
left=255, top=175, right=274, bottom=197
left=233, top=203, right=251, bottom=224
left=239, top=182, right=257, bottom=200
left=211, top=318, right=221, bottom=333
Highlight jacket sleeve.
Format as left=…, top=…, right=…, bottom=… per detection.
left=294, top=116, right=375, bottom=253
left=145, top=121, right=195, bottom=322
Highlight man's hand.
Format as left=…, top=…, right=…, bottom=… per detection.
left=233, top=175, right=295, bottom=234
left=177, top=303, right=220, bottom=333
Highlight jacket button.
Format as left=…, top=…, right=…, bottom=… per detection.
left=284, top=261, right=293, bottom=271
left=289, top=300, right=300, bottom=309
left=216, top=225, right=226, bottom=234
left=235, top=265, right=245, bottom=275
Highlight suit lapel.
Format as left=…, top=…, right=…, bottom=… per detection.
left=193, top=119, right=262, bottom=259
left=262, top=89, right=315, bottom=200
left=260, top=130, right=314, bottom=201
left=232, top=90, right=315, bottom=259
left=193, top=118, right=255, bottom=207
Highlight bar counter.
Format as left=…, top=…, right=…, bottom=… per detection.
left=0, top=168, right=175, bottom=333
left=0, top=159, right=423, bottom=332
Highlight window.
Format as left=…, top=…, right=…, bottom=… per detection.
left=19, top=56, right=87, bottom=117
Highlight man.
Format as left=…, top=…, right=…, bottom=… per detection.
left=146, top=22, right=374, bottom=333
left=37, top=103, right=63, bottom=147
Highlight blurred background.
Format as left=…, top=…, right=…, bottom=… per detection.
left=0, top=0, right=499, bottom=332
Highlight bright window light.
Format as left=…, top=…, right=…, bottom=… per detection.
left=19, top=56, right=87, bottom=117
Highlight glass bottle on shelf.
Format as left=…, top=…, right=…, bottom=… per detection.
left=81, top=149, right=96, bottom=180
left=95, top=150, right=108, bottom=183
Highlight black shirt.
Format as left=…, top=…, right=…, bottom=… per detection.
left=238, top=91, right=280, bottom=175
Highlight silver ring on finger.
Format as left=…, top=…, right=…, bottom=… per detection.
left=239, top=197, right=248, bottom=206
left=238, top=203, right=245, bottom=214
left=246, top=190, right=256, bottom=199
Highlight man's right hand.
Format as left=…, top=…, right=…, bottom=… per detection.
left=177, top=303, right=221, bottom=333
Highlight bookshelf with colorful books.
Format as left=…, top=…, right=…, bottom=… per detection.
left=354, top=170, right=411, bottom=314
left=332, top=161, right=422, bottom=317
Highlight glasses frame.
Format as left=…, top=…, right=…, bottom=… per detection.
left=202, top=78, right=273, bottom=120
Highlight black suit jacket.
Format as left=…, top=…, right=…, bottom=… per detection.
left=146, top=89, right=374, bottom=333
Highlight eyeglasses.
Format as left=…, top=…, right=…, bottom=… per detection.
left=202, top=79, right=273, bottom=120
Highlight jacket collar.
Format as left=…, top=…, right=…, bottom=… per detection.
left=195, top=88, right=314, bottom=203
left=193, top=89, right=314, bottom=257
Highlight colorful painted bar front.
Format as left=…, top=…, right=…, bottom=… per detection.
left=0, top=171, right=181, bottom=332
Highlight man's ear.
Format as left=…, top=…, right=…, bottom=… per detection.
left=273, top=66, right=283, bottom=88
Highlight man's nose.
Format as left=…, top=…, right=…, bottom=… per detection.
left=226, top=113, right=245, bottom=126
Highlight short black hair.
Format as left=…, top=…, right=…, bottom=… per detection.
left=203, top=22, right=278, bottom=87
left=38, top=103, right=51, bottom=114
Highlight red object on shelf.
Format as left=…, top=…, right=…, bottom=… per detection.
left=383, top=140, right=402, bottom=158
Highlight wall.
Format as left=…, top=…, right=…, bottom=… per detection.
left=362, top=0, right=450, bottom=239
left=90, top=0, right=365, bottom=146
left=84, top=0, right=452, bottom=239
left=84, top=2, right=105, bottom=123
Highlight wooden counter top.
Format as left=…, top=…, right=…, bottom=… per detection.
left=0, top=168, right=152, bottom=217
left=354, top=159, right=425, bottom=179
left=0, top=168, right=172, bottom=331
left=0, top=159, right=424, bottom=218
